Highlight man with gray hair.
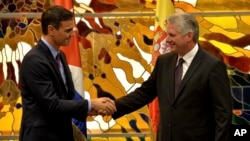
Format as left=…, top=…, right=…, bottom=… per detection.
left=112, top=12, right=232, bottom=141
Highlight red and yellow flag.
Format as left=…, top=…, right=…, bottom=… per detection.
left=149, top=0, right=175, bottom=133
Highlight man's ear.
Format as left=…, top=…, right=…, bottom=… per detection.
left=48, top=25, right=54, bottom=36
left=187, top=32, right=193, bottom=41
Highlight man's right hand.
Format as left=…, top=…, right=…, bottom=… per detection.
left=89, top=97, right=116, bottom=116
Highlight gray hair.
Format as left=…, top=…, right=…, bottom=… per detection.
left=167, top=13, right=199, bottom=42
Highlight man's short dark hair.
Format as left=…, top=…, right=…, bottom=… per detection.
left=41, top=5, right=74, bottom=35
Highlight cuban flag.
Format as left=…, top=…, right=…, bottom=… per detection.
left=149, top=0, right=175, bottom=134
left=53, top=0, right=87, bottom=137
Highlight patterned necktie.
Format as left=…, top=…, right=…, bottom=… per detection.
left=175, top=58, right=184, bottom=97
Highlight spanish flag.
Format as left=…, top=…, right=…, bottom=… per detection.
left=149, top=0, right=175, bottom=134
left=53, top=0, right=86, bottom=137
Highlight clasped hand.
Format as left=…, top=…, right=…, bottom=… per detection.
left=89, top=97, right=116, bottom=116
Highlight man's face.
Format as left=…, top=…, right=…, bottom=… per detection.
left=51, top=19, right=75, bottom=47
left=166, top=23, right=190, bottom=55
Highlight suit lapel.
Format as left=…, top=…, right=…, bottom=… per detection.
left=38, top=40, right=69, bottom=97
left=174, top=47, right=204, bottom=100
left=38, top=40, right=61, bottom=76
left=56, top=51, right=75, bottom=97
left=58, top=51, right=75, bottom=96
left=163, top=54, right=178, bottom=103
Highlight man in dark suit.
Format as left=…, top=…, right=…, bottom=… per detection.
left=19, top=6, right=116, bottom=141
left=112, top=12, right=232, bottom=141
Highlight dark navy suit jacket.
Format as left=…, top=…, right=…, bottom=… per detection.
left=19, top=40, right=88, bottom=141
left=113, top=46, right=232, bottom=141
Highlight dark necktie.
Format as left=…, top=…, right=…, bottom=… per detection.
left=56, top=53, right=68, bottom=91
left=56, top=53, right=61, bottom=69
left=175, top=58, right=184, bottom=97
left=56, top=53, right=67, bottom=85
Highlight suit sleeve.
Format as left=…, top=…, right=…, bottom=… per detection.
left=209, top=61, right=232, bottom=141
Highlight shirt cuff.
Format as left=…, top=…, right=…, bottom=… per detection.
left=87, top=99, right=91, bottom=112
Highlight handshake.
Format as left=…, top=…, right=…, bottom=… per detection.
left=88, top=97, right=116, bottom=116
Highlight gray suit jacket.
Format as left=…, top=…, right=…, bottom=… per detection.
left=113, top=46, right=232, bottom=141
left=19, top=40, right=88, bottom=141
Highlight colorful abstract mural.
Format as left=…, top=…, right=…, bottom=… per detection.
left=0, top=0, right=250, bottom=141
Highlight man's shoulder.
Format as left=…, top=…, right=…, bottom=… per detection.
left=158, top=51, right=176, bottom=60
left=199, top=47, right=221, bottom=62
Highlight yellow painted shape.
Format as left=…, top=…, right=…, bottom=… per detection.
left=241, top=15, right=250, bottom=26
left=91, top=138, right=108, bottom=141
left=108, top=138, right=126, bottom=141
left=209, top=40, right=238, bottom=54
left=0, top=112, right=13, bottom=132
left=12, top=97, right=22, bottom=132
left=209, top=26, right=245, bottom=39
left=204, top=16, right=237, bottom=29
left=234, top=47, right=250, bottom=57
left=0, top=38, right=4, bottom=51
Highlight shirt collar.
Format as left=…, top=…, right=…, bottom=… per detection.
left=41, top=37, right=59, bottom=59
left=178, top=43, right=199, bottom=66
